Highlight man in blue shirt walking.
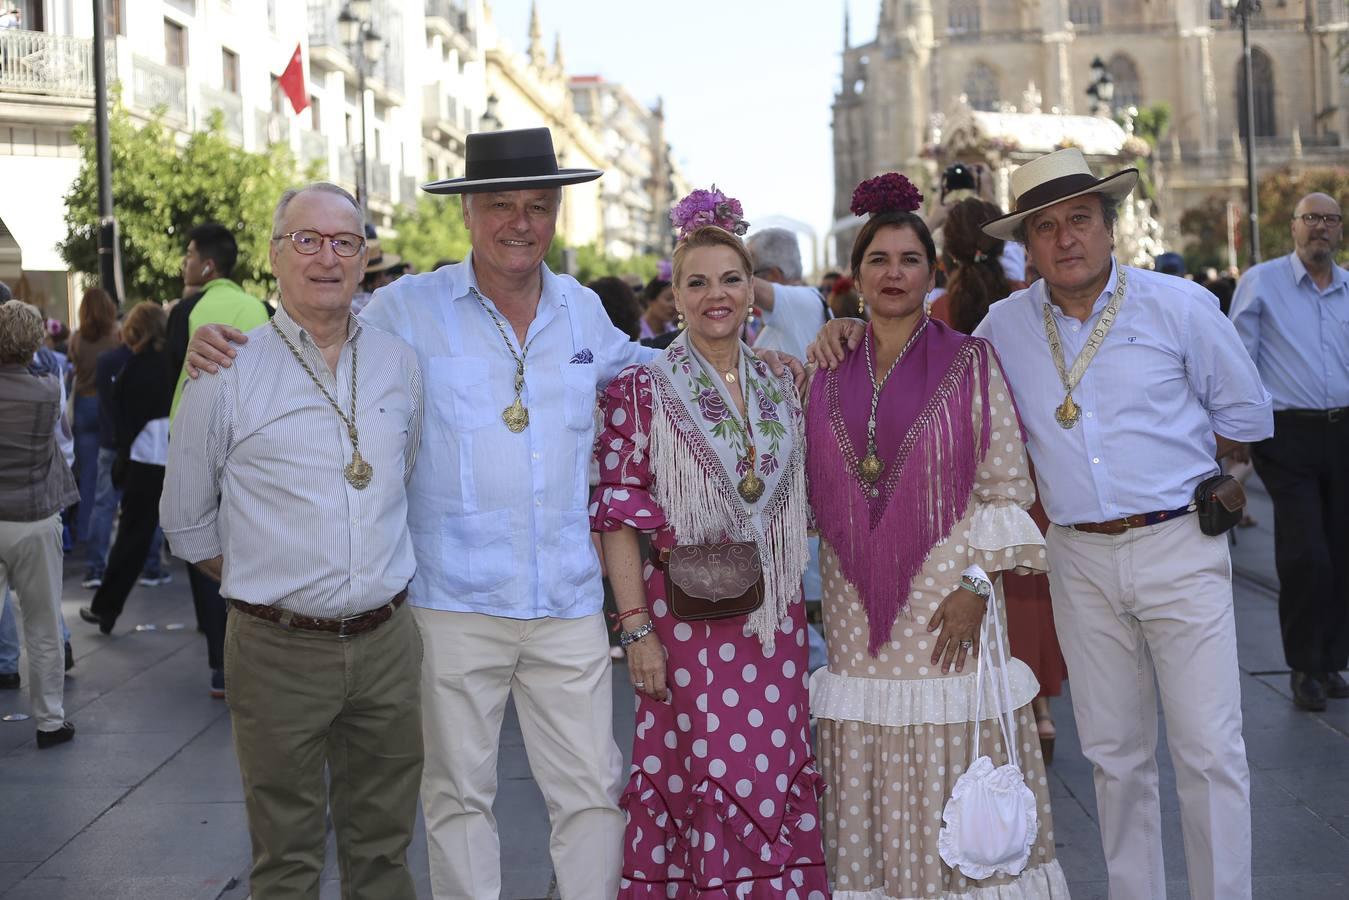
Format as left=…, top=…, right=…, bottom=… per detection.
left=1230, top=192, right=1349, bottom=712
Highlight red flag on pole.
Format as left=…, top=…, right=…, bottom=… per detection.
left=278, top=43, right=309, bottom=115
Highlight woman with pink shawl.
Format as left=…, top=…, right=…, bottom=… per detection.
left=805, top=175, right=1069, bottom=899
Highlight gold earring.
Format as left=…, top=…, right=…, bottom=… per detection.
left=676, top=309, right=685, bottom=329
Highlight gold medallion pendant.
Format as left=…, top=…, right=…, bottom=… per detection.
left=738, top=471, right=765, bottom=503
left=502, top=398, right=530, bottom=433
left=1055, top=394, right=1081, bottom=429
left=859, top=453, right=884, bottom=485
left=345, top=450, right=374, bottom=490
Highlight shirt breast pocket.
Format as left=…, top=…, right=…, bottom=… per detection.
left=429, top=356, right=495, bottom=432
left=560, top=364, right=598, bottom=432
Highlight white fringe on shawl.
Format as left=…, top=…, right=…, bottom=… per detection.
left=644, top=367, right=809, bottom=648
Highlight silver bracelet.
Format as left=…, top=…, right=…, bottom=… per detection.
left=619, top=621, right=655, bottom=647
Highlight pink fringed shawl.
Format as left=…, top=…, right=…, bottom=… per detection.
left=806, top=319, right=993, bottom=655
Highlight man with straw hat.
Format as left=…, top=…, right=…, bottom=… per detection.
left=813, top=148, right=1272, bottom=900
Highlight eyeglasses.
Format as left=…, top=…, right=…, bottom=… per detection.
left=273, top=230, right=366, bottom=257
left=1294, top=214, right=1343, bottom=227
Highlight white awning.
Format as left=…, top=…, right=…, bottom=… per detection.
left=0, top=155, right=80, bottom=272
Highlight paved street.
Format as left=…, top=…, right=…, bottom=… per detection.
left=2, top=478, right=1347, bottom=899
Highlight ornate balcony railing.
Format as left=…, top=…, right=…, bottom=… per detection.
left=0, top=29, right=96, bottom=98
left=301, top=129, right=329, bottom=164
left=200, top=85, right=244, bottom=140
left=400, top=173, right=418, bottom=207
left=255, top=109, right=291, bottom=146
left=338, top=147, right=357, bottom=185
left=370, top=161, right=391, bottom=197
left=132, top=54, right=187, bottom=122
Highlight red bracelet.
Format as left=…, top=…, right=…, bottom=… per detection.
left=609, top=606, right=650, bottom=632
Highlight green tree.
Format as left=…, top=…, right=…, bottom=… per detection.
left=60, top=103, right=299, bottom=304
left=386, top=195, right=472, bottom=271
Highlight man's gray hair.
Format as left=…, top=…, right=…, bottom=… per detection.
left=746, top=228, right=804, bottom=283
left=0, top=299, right=45, bottom=364
left=271, top=182, right=364, bottom=238
left=1012, top=193, right=1119, bottom=245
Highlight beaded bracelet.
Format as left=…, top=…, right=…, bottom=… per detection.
left=619, top=621, right=655, bottom=647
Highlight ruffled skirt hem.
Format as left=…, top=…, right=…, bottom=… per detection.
left=832, top=858, right=1070, bottom=900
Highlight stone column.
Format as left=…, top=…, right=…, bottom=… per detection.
left=1040, top=0, right=1075, bottom=113
left=1176, top=1, right=1219, bottom=156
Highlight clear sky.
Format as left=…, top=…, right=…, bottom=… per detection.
left=493, top=1, right=877, bottom=265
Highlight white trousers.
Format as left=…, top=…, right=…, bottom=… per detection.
left=0, top=515, right=66, bottom=731
left=414, top=608, right=625, bottom=900
left=1047, top=514, right=1251, bottom=900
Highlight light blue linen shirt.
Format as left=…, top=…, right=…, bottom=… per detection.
left=974, top=261, right=1272, bottom=525
left=361, top=256, right=654, bottom=618
left=1228, top=253, right=1349, bottom=411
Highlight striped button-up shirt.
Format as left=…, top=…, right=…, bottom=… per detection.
left=161, top=303, right=423, bottom=618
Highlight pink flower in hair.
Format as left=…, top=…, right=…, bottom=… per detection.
left=849, top=173, right=924, bottom=217
left=670, top=185, right=750, bottom=241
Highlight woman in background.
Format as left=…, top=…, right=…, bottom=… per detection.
left=66, top=287, right=120, bottom=570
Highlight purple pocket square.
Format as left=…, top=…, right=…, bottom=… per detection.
left=569, top=349, right=594, bottom=364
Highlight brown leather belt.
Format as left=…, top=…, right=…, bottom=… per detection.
left=1067, top=505, right=1193, bottom=536
left=230, top=589, right=407, bottom=639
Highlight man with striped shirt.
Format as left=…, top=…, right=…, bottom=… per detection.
left=162, top=183, right=425, bottom=900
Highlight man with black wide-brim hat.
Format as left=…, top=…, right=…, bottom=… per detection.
left=813, top=147, right=1273, bottom=900
left=185, top=126, right=803, bottom=899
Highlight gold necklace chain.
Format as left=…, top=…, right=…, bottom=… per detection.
left=1041, top=266, right=1127, bottom=429
left=472, top=288, right=533, bottom=432
left=858, top=316, right=928, bottom=488
left=269, top=318, right=373, bottom=489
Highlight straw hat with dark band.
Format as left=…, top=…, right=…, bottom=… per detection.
left=981, top=148, right=1138, bottom=242
left=422, top=127, right=603, bottom=196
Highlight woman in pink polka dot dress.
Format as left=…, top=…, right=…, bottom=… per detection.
left=591, top=209, right=829, bottom=898
left=804, top=181, right=1069, bottom=899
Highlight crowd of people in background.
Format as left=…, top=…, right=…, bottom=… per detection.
left=0, top=123, right=1343, bottom=900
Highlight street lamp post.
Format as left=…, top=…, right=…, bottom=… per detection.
left=479, top=93, right=502, bottom=132
left=1224, top=0, right=1262, bottom=264
left=91, top=0, right=122, bottom=304
left=338, top=0, right=382, bottom=216
left=1085, top=56, right=1115, bottom=117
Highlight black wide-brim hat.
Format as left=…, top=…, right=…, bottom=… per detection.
left=422, top=127, right=603, bottom=195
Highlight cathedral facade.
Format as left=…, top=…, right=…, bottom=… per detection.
left=833, top=0, right=1349, bottom=256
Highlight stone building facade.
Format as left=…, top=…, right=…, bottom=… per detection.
left=834, top=0, right=1349, bottom=257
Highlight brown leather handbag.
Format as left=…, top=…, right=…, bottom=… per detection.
left=658, top=541, right=765, bottom=622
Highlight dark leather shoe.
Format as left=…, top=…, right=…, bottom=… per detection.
left=0, top=672, right=18, bottom=690
left=1292, top=671, right=1328, bottom=711
left=36, top=722, right=75, bottom=749
left=1324, top=671, right=1349, bottom=699
left=78, top=606, right=113, bottom=635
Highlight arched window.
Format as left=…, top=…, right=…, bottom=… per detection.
left=949, top=1, right=980, bottom=36
left=1108, top=53, right=1142, bottom=112
left=1069, top=1, right=1103, bottom=28
left=964, top=62, right=999, bottom=112
left=1236, top=48, right=1276, bottom=139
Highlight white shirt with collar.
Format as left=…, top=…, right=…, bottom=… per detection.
left=360, top=255, right=654, bottom=619
left=974, top=260, right=1272, bottom=525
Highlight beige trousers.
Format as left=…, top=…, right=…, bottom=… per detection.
left=1047, top=514, right=1251, bottom=900
left=414, top=608, right=625, bottom=900
left=226, top=602, right=424, bottom=900
left=0, top=515, right=66, bottom=731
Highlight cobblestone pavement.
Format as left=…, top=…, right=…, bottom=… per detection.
left=1, top=479, right=1346, bottom=898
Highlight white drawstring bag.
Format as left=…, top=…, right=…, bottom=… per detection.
left=937, top=596, right=1038, bottom=880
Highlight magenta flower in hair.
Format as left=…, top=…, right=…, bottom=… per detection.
left=670, top=185, right=749, bottom=241
left=849, top=173, right=924, bottom=217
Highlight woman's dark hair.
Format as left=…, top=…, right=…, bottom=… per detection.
left=943, top=198, right=1013, bottom=334
left=77, top=286, right=118, bottom=343
left=588, top=276, right=642, bottom=341
left=849, top=211, right=937, bottom=283
left=642, top=277, right=671, bottom=304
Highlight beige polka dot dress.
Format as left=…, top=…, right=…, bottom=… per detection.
left=810, top=355, right=1071, bottom=899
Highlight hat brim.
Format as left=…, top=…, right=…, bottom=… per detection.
left=364, top=252, right=403, bottom=274
left=981, top=169, right=1139, bottom=242
left=421, top=168, right=603, bottom=196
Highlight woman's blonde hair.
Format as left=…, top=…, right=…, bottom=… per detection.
left=0, top=300, right=45, bottom=364
left=671, top=225, right=753, bottom=286
left=121, top=301, right=167, bottom=354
